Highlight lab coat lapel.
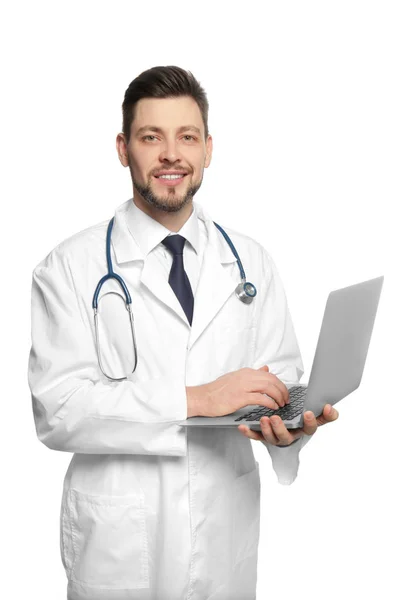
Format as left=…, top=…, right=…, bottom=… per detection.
left=140, top=252, right=189, bottom=324
left=187, top=205, right=238, bottom=350
left=111, top=199, right=190, bottom=324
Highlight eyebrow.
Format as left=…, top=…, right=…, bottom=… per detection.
left=135, top=125, right=202, bottom=137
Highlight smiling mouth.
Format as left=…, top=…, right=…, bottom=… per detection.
left=154, top=174, right=188, bottom=179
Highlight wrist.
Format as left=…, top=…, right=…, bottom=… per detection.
left=186, top=384, right=210, bottom=417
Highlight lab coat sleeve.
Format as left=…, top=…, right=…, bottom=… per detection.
left=251, top=246, right=313, bottom=485
left=27, top=245, right=188, bottom=456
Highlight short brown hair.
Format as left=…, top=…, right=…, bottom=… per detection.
left=121, top=65, right=209, bottom=144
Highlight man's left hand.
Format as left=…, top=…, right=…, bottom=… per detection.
left=238, top=404, right=339, bottom=446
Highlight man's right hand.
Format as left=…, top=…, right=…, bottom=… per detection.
left=186, top=365, right=291, bottom=418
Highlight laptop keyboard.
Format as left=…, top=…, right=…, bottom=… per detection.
left=234, top=386, right=307, bottom=423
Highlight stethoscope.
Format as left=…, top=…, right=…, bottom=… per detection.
left=92, top=217, right=257, bottom=381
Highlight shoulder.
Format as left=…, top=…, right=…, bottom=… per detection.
left=213, top=221, right=274, bottom=267
left=32, top=217, right=109, bottom=276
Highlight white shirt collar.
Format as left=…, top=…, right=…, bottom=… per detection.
left=126, top=199, right=201, bottom=258
left=111, top=198, right=237, bottom=265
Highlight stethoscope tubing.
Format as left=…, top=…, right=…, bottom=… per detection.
left=92, top=216, right=257, bottom=380
left=93, top=217, right=255, bottom=309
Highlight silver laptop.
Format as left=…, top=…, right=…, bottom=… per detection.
left=179, top=276, right=384, bottom=431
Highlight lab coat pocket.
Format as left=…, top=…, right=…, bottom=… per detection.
left=61, top=488, right=149, bottom=590
left=232, top=462, right=261, bottom=567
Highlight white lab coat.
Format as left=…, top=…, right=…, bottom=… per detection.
left=28, top=198, right=312, bottom=600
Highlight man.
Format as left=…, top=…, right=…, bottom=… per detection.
left=28, top=65, right=339, bottom=600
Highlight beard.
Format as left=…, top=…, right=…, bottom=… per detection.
left=132, top=172, right=204, bottom=213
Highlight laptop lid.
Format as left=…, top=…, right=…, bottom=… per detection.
left=303, top=276, right=384, bottom=417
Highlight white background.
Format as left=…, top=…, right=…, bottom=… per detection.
left=1, top=1, right=398, bottom=598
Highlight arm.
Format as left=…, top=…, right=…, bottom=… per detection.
left=186, top=385, right=204, bottom=417
left=252, top=246, right=313, bottom=485
left=28, top=246, right=188, bottom=456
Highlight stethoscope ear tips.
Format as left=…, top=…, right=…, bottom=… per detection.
left=235, top=281, right=257, bottom=304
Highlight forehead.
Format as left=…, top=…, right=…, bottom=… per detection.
left=132, top=96, right=203, bottom=131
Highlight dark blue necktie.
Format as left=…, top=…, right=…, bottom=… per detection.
left=161, top=234, right=194, bottom=326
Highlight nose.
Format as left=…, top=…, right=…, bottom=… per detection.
left=158, top=136, right=182, bottom=163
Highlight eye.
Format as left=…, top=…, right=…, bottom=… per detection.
left=142, top=134, right=197, bottom=142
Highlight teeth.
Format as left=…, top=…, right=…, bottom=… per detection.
left=158, top=174, right=185, bottom=179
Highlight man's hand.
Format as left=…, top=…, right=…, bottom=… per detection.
left=238, top=403, right=339, bottom=446
left=186, top=365, right=291, bottom=418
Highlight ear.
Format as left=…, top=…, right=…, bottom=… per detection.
left=116, top=133, right=129, bottom=167
left=204, top=134, right=213, bottom=168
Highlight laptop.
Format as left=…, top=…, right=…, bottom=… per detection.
left=178, top=276, right=384, bottom=431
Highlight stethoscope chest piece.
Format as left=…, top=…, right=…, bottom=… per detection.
left=213, top=221, right=257, bottom=305
left=235, top=280, right=257, bottom=304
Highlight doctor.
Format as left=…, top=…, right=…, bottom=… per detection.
left=28, top=65, right=339, bottom=600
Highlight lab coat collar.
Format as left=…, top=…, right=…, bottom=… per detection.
left=111, top=198, right=239, bottom=348
left=112, top=198, right=235, bottom=264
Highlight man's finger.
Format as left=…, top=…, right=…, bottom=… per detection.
left=258, top=417, right=280, bottom=444
left=316, top=404, right=340, bottom=426
left=267, top=375, right=290, bottom=404
left=324, top=404, right=339, bottom=421
left=264, top=382, right=287, bottom=407
left=302, top=411, right=319, bottom=435
left=255, top=370, right=289, bottom=405
left=268, top=415, right=293, bottom=445
left=237, top=424, right=264, bottom=442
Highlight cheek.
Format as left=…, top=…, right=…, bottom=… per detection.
left=128, top=148, right=153, bottom=175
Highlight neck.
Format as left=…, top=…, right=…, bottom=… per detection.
left=133, top=197, right=193, bottom=232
